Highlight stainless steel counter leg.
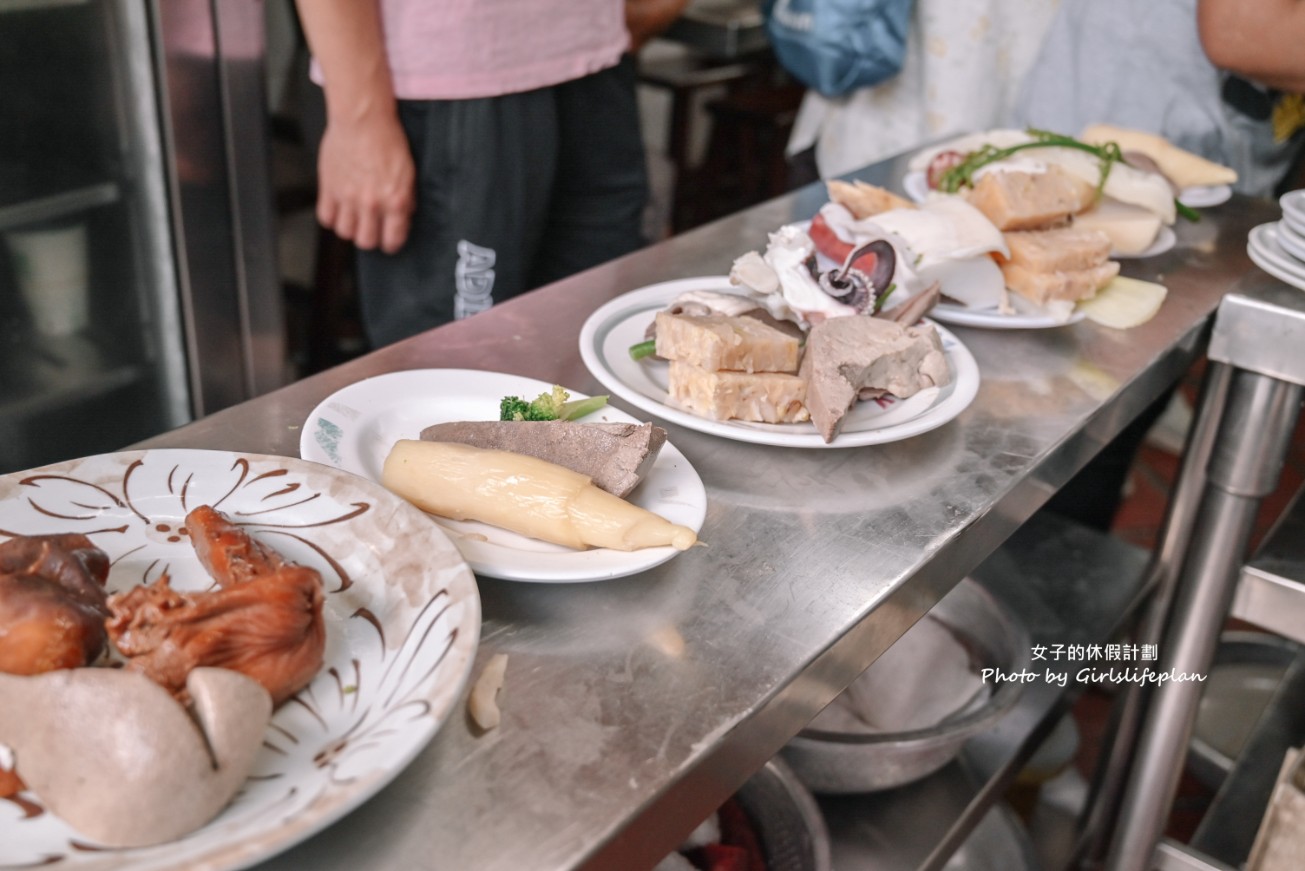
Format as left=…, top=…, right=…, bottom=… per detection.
left=1105, top=369, right=1302, bottom=871
left=1077, top=362, right=1233, bottom=868
left=1101, top=370, right=1305, bottom=871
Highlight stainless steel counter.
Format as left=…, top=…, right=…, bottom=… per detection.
left=137, top=153, right=1278, bottom=870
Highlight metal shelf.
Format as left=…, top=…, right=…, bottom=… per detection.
left=1177, top=486, right=1305, bottom=868
left=1154, top=839, right=1238, bottom=871
left=0, top=333, right=143, bottom=422
left=820, top=511, right=1152, bottom=870
left=0, top=182, right=120, bottom=233
left=1189, top=648, right=1305, bottom=866
left=1235, top=483, right=1305, bottom=646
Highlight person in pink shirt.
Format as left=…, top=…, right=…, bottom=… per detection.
left=296, top=0, right=659, bottom=347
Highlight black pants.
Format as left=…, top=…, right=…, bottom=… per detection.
left=357, top=55, right=649, bottom=348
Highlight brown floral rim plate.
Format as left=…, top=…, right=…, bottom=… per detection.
left=0, top=449, right=481, bottom=870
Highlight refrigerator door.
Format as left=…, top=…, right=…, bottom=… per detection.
left=155, top=0, right=286, bottom=416
left=0, top=0, right=285, bottom=474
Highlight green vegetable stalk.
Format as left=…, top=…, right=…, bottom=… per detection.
left=499, top=385, right=608, bottom=421
left=628, top=339, right=657, bottom=361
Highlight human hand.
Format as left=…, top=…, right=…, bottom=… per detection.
left=315, top=113, right=415, bottom=253
left=625, top=0, right=691, bottom=53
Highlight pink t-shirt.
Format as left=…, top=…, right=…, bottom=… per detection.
left=375, top=0, right=630, bottom=99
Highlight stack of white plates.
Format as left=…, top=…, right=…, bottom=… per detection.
left=1248, top=190, right=1305, bottom=288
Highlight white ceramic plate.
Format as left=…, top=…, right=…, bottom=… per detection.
left=1276, top=220, right=1305, bottom=264
left=577, top=277, right=979, bottom=449
left=1115, top=224, right=1176, bottom=260
left=1178, top=184, right=1232, bottom=209
left=929, top=299, right=1086, bottom=330
left=1281, top=189, right=1305, bottom=236
left=1248, top=223, right=1305, bottom=290
left=901, top=170, right=931, bottom=203
left=0, top=449, right=479, bottom=871
left=300, top=369, right=706, bottom=583
left=905, top=169, right=1230, bottom=212
left=1247, top=243, right=1304, bottom=291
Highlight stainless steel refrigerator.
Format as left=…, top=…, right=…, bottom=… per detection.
left=0, top=0, right=285, bottom=474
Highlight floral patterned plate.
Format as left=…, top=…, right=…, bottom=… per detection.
left=0, top=449, right=480, bottom=871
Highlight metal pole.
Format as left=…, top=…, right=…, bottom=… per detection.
left=1106, top=370, right=1302, bottom=871
left=1076, top=362, right=1233, bottom=868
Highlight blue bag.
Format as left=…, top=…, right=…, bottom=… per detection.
left=763, top=0, right=915, bottom=99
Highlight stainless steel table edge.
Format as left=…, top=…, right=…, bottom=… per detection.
left=122, top=165, right=1277, bottom=871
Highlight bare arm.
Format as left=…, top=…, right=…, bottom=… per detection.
left=294, top=0, right=415, bottom=252
left=1198, top=0, right=1305, bottom=93
left=625, top=0, right=692, bottom=53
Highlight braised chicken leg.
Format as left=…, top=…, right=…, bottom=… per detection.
left=107, top=506, right=325, bottom=706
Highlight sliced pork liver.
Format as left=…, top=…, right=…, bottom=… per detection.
left=419, top=421, right=667, bottom=498
left=800, top=317, right=952, bottom=443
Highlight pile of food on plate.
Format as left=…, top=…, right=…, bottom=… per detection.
left=0, top=508, right=326, bottom=847
left=628, top=233, right=954, bottom=443
left=730, top=125, right=1234, bottom=338
left=903, top=125, right=1237, bottom=322
left=615, top=182, right=959, bottom=443
left=381, top=386, right=699, bottom=552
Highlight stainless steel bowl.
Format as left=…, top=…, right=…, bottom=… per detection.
left=782, top=578, right=1030, bottom=794
left=730, top=757, right=832, bottom=871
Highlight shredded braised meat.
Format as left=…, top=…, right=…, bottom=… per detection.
left=106, top=506, right=326, bottom=707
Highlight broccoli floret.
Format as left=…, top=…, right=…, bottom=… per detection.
left=530, top=385, right=571, bottom=420
left=499, top=395, right=533, bottom=421
left=499, top=386, right=609, bottom=421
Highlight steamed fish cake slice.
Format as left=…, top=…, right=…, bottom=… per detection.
left=667, top=362, right=810, bottom=424
left=1003, top=226, right=1112, bottom=272
left=382, top=440, right=698, bottom=551
left=998, top=226, right=1120, bottom=308
left=964, top=165, right=1096, bottom=231
left=1002, top=261, right=1120, bottom=308
left=654, top=311, right=800, bottom=374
